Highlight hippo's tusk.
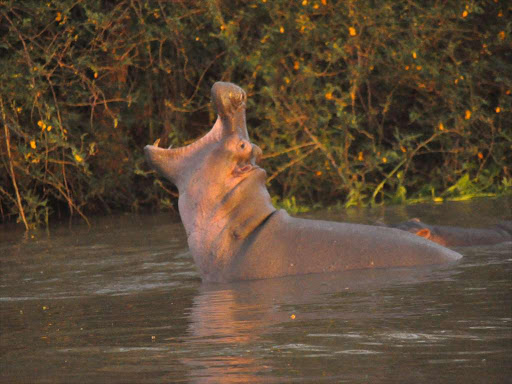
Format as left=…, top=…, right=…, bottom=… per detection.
left=153, top=138, right=161, bottom=147
left=168, top=144, right=173, bottom=149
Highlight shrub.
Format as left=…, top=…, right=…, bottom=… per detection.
left=1, top=0, right=510, bottom=228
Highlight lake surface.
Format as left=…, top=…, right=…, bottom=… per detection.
left=1, top=198, right=511, bottom=383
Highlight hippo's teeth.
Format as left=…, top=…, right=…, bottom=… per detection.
left=168, top=144, right=173, bottom=149
left=153, top=138, right=161, bottom=147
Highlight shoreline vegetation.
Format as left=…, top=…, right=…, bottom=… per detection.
left=1, top=1, right=511, bottom=229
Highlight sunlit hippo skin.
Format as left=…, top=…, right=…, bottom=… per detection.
left=392, top=218, right=512, bottom=247
left=144, top=82, right=462, bottom=282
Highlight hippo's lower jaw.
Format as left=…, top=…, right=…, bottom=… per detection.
left=145, top=81, right=463, bottom=283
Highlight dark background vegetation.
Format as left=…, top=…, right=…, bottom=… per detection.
left=1, top=0, right=511, bottom=229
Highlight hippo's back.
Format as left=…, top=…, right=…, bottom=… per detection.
left=228, top=210, right=462, bottom=281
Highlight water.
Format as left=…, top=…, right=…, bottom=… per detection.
left=1, top=198, right=511, bottom=383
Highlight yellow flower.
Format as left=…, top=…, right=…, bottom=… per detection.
left=94, top=72, right=98, bottom=79
left=439, top=122, right=444, bottom=131
left=412, top=51, right=417, bottom=59
left=321, top=0, right=326, bottom=4
left=279, top=26, right=284, bottom=33
left=315, top=171, right=322, bottom=176
left=400, top=146, right=407, bottom=153
left=382, top=157, right=387, bottom=163
left=348, top=27, right=357, bottom=36
left=30, top=140, right=36, bottom=149
left=74, top=154, right=83, bottom=163
left=358, top=152, right=364, bottom=161
left=302, top=0, right=308, bottom=5
left=47, top=125, right=52, bottom=131
left=477, top=152, right=484, bottom=160
left=498, top=31, right=505, bottom=40
left=495, top=107, right=501, bottom=113
left=37, top=120, right=44, bottom=127
left=416, top=65, right=422, bottom=71
left=325, top=91, right=333, bottom=100
left=462, top=10, right=468, bottom=18
left=55, top=12, right=62, bottom=22
left=405, top=65, right=409, bottom=71
left=16, top=107, right=22, bottom=113
left=294, top=61, right=300, bottom=70
left=465, top=110, right=471, bottom=120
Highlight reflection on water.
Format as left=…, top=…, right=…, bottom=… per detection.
left=1, top=199, right=511, bottom=383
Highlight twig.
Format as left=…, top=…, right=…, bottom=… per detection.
left=303, top=126, right=348, bottom=184
left=262, top=142, right=316, bottom=159
left=267, top=147, right=318, bottom=183
left=1, top=98, right=29, bottom=230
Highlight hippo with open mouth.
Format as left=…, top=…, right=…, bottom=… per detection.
left=144, top=82, right=462, bottom=282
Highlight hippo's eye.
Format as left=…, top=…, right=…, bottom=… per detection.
left=239, top=142, right=246, bottom=150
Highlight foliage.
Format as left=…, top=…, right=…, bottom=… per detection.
left=1, top=0, right=511, bottom=228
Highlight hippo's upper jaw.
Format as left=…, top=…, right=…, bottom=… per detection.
left=145, top=81, right=462, bottom=283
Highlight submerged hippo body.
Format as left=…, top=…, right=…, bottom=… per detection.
left=392, top=219, right=512, bottom=247
left=145, top=82, right=462, bottom=283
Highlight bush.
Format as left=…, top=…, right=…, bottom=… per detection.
left=1, top=0, right=510, bottom=228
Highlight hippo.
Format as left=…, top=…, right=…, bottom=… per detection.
left=144, top=82, right=462, bottom=282
left=391, top=218, right=512, bottom=247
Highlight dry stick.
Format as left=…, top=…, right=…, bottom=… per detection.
left=278, top=97, right=348, bottom=185
left=183, top=51, right=227, bottom=107
left=267, top=147, right=318, bottom=183
left=403, top=130, right=451, bottom=177
left=1, top=100, right=29, bottom=230
left=155, top=179, right=179, bottom=198
left=30, top=169, right=90, bottom=227
left=303, top=126, right=348, bottom=185
left=262, top=142, right=316, bottom=159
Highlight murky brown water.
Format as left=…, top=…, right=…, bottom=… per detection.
left=1, top=198, right=511, bottom=383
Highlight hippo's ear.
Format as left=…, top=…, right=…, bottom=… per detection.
left=211, top=82, right=249, bottom=140
left=415, top=228, right=432, bottom=240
